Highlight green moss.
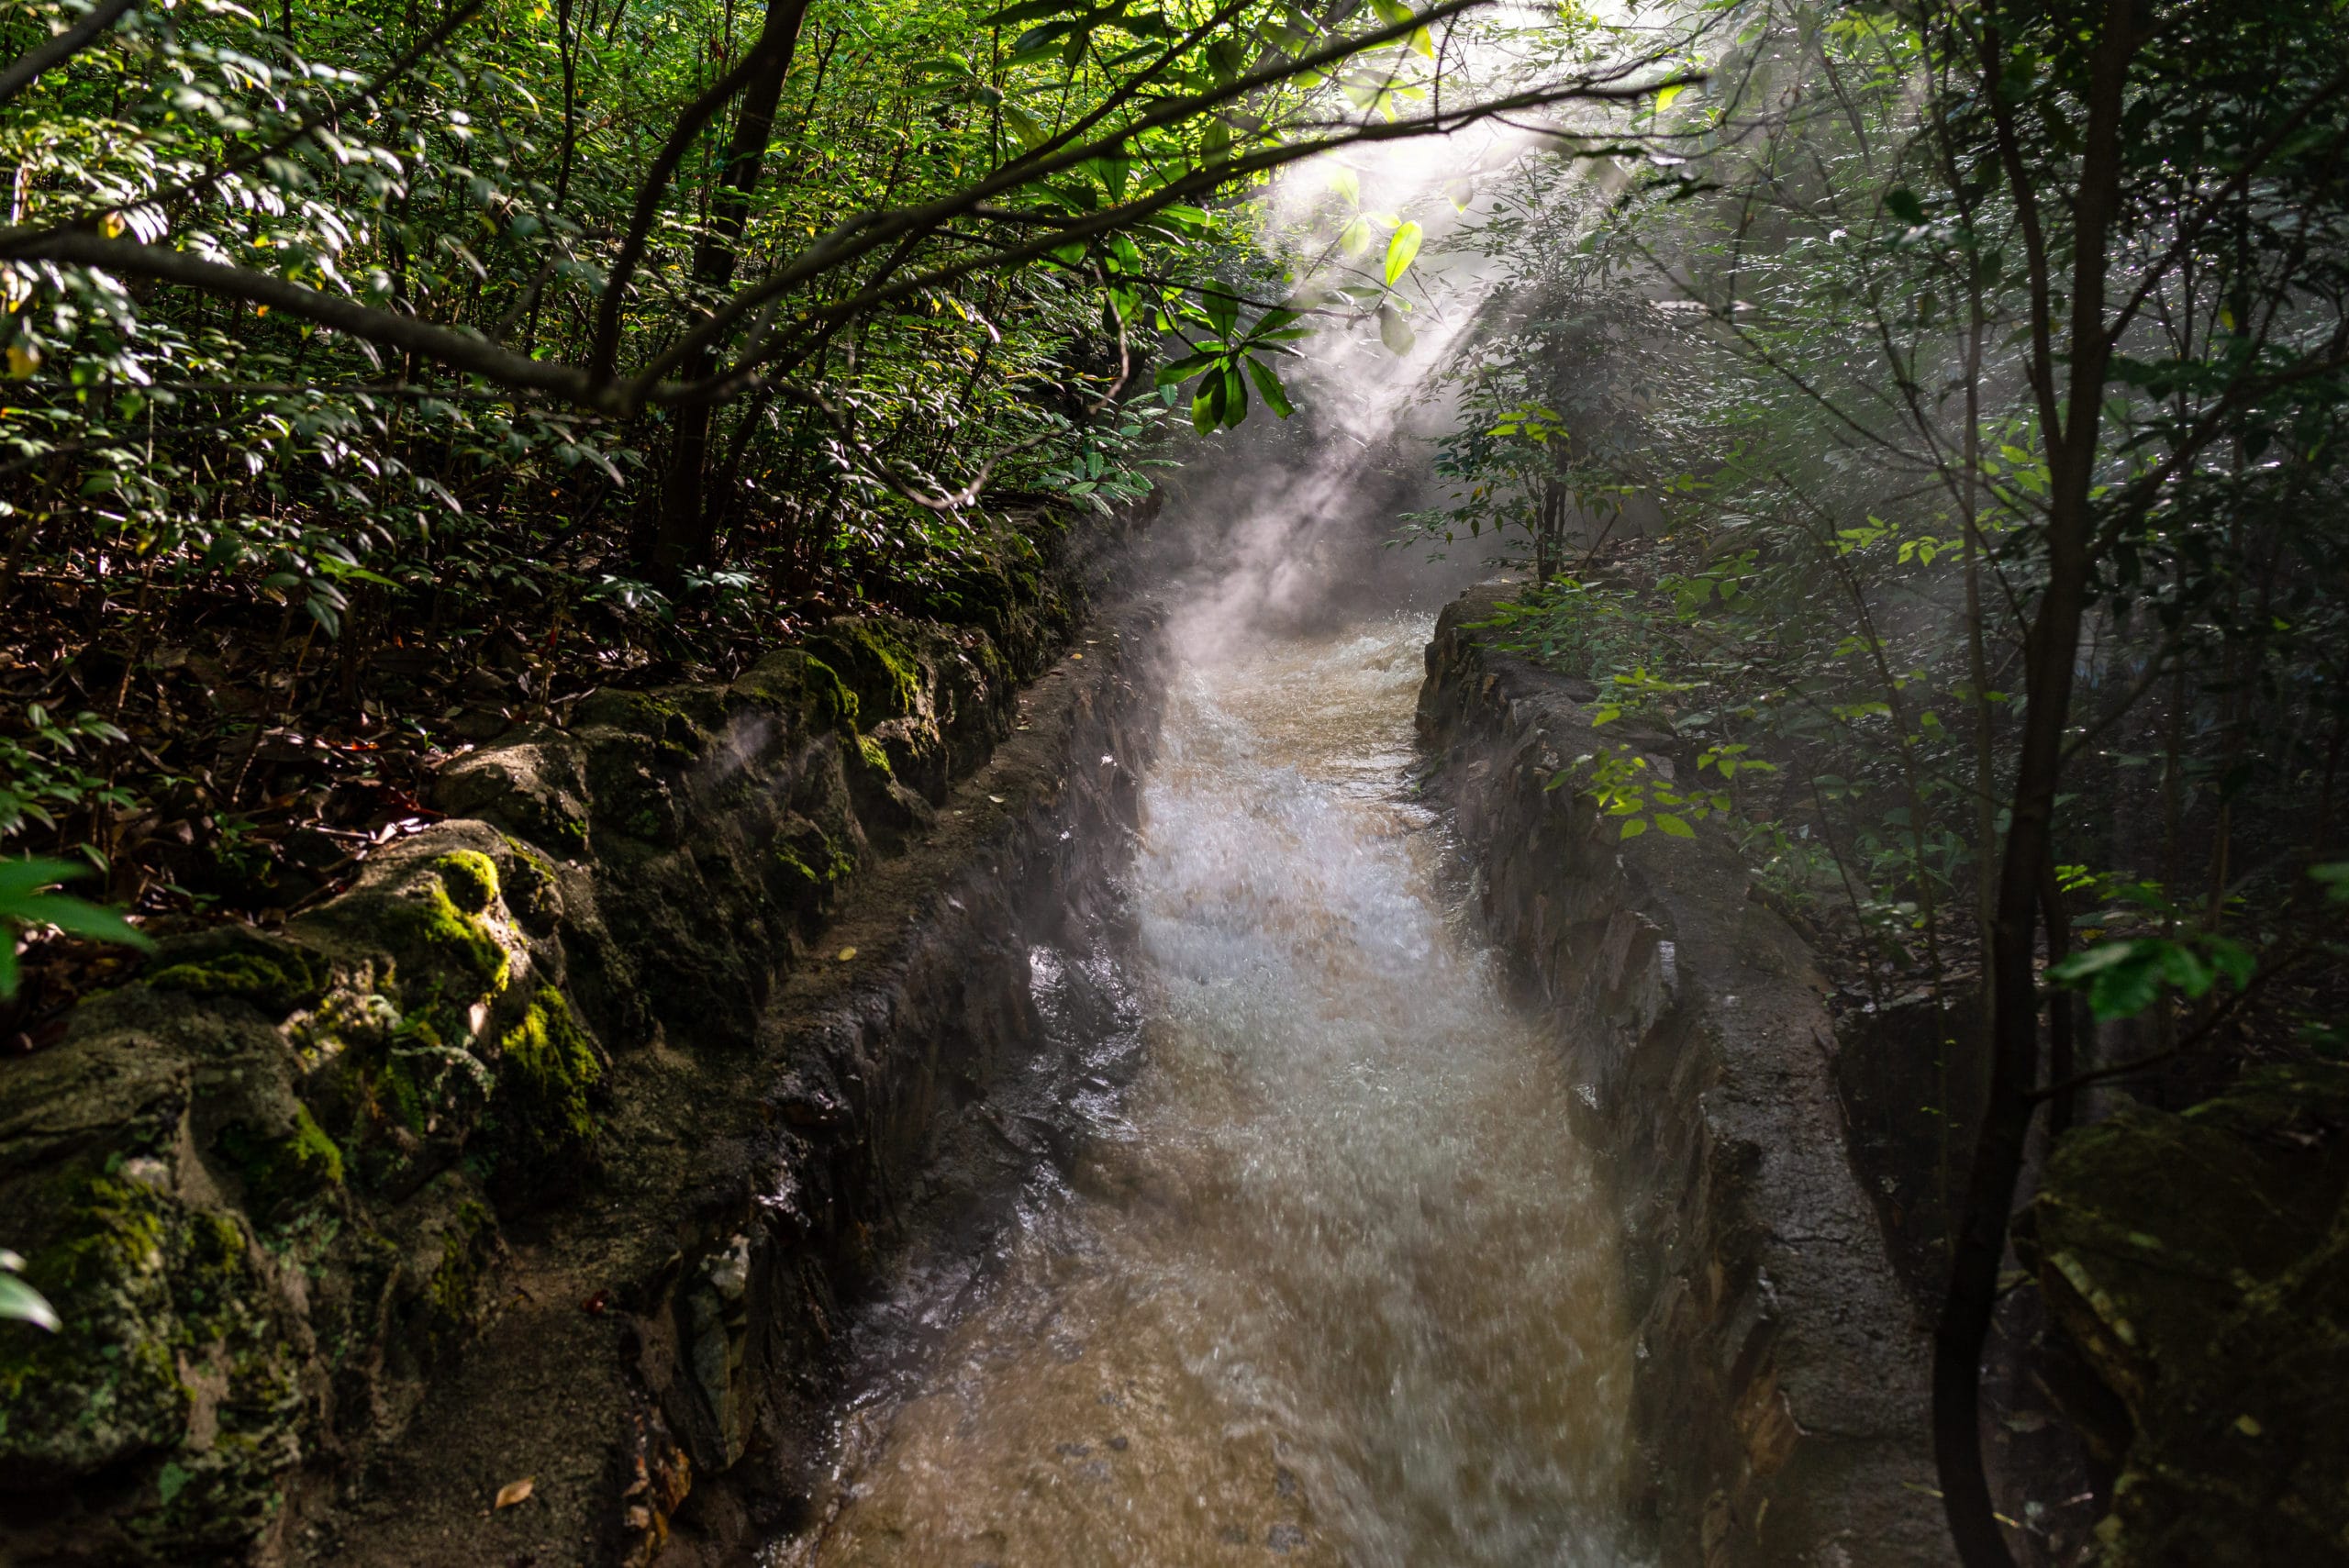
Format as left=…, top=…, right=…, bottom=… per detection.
left=772, top=817, right=856, bottom=895
left=0, top=1178, right=258, bottom=1474
left=849, top=731, right=894, bottom=776
left=490, top=988, right=602, bottom=1165
left=382, top=877, right=509, bottom=994
left=432, top=850, right=499, bottom=915
left=815, top=619, right=924, bottom=720
left=419, top=1198, right=497, bottom=1344
left=147, top=942, right=330, bottom=1017
left=216, top=1105, right=344, bottom=1218
left=499, top=836, right=561, bottom=917
left=346, top=1004, right=491, bottom=1150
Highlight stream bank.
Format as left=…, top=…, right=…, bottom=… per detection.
left=1417, top=584, right=1954, bottom=1568
left=0, top=511, right=1163, bottom=1567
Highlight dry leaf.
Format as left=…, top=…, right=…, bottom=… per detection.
left=495, top=1477, right=535, bottom=1509
left=835, top=947, right=857, bottom=962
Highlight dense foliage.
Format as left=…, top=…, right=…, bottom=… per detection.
left=0, top=0, right=1674, bottom=975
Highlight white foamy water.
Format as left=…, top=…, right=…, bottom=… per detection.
left=779, top=615, right=1638, bottom=1567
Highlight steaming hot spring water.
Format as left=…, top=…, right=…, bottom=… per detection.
left=765, top=603, right=1643, bottom=1567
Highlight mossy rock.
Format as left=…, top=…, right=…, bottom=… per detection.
left=433, top=849, right=499, bottom=914
left=2037, top=1062, right=2349, bottom=1566
left=807, top=617, right=928, bottom=722
left=574, top=688, right=702, bottom=751
left=376, top=867, right=511, bottom=997
left=485, top=987, right=605, bottom=1173
left=0, top=1171, right=300, bottom=1542
left=147, top=937, right=332, bottom=1018
left=731, top=646, right=861, bottom=731
left=215, top=1102, right=345, bottom=1219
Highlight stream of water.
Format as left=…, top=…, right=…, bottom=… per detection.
left=774, top=613, right=1640, bottom=1567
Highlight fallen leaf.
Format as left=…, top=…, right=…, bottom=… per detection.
left=835, top=947, right=857, bottom=962
left=495, top=1477, right=535, bottom=1509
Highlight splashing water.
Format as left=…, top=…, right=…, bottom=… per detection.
left=776, top=612, right=1641, bottom=1568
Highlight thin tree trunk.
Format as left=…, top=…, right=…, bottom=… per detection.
left=650, top=0, right=813, bottom=582
left=1933, top=1, right=2140, bottom=1562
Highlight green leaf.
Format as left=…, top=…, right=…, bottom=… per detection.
left=0, top=859, right=152, bottom=1000
left=1003, top=104, right=1048, bottom=149
left=1619, top=817, right=1648, bottom=840
left=1653, top=812, right=1695, bottom=838
left=1383, top=220, right=1423, bottom=287
left=0, top=1270, right=59, bottom=1332
left=1243, top=356, right=1294, bottom=417
left=1377, top=300, right=1416, bottom=355
left=1153, top=350, right=1221, bottom=387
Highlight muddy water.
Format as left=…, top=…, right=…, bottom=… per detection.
left=778, top=617, right=1639, bottom=1568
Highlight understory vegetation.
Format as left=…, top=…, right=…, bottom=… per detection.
left=0, top=0, right=1672, bottom=988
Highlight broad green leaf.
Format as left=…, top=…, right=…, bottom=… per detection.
left=1653, top=812, right=1694, bottom=838
left=1153, top=351, right=1222, bottom=387
left=1383, top=220, right=1423, bottom=286
left=1619, top=817, right=1648, bottom=840
left=1244, top=356, right=1295, bottom=417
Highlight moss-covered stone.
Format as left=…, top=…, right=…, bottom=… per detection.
left=849, top=731, right=894, bottom=777
left=381, top=874, right=509, bottom=995
left=810, top=617, right=926, bottom=721
left=488, top=987, right=603, bottom=1167
left=363, top=1006, right=493, bottom=1140
left=0, top=1171, right=297, bottom=1542
left=2037, top=1062, right=2349, bottom=1566
left=147, top=940, right=331, bottom=1018
left=216, top=1103, right=345, bottom=1218
left=422, top=1198, right=495, bottom=1341
left=730, top=647, right=861, bottom=731
left=432, top=850, right=499, bottom=915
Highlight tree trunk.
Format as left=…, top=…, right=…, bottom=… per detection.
left=1932, top=2, right=2141, bottom=1562
left=648, top=0, right=812, bottom=583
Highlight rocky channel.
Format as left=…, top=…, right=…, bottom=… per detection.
left=1418, top=584, right=1954, bottom=1568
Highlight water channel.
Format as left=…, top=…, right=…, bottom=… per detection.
left=774, top=609, right=1641, bottom=1567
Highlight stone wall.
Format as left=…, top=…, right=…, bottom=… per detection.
left=1418, top=584, right=1954, bottom=1568
left=0, top=517, right=1164, bottom=1566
